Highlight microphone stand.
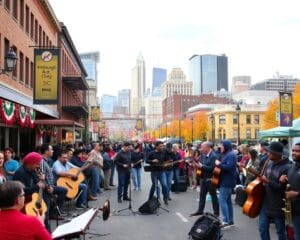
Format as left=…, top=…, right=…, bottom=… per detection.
left=116, top=166, right=137, bottom=216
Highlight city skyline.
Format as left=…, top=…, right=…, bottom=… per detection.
left=49, top=0, right=300, bottom=97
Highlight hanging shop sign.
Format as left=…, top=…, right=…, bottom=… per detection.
left=34, top=48, right=60, bottom=104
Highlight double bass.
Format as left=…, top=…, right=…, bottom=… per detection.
left=242, top=159, right=270, bottom=218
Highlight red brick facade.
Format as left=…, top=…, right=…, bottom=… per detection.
left=162, top=94, right=234, bottom=122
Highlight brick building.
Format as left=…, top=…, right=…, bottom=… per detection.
left=162, top=93, right=233, bottom=122
left=0, top=0, right=88, bottom=156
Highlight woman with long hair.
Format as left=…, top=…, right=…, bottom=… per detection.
left=0, top=151, right=7, bottom=185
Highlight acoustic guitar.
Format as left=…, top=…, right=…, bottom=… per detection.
left=25, top=170, right=47, bottom=216
left=211, top=167, right=221, bottom=187
left=57, top=168, right=85, bottom=199
left=242, top=160, right=269, bottom=218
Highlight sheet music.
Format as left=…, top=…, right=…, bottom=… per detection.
left=52, top=208, right=98, bottom=239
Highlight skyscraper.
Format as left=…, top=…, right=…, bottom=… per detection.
left=118, top=89, right=131, bottom=114
left=100, top=95, right=117, bottom=117
left=152, top=67, right=167, bottom=96
left=189, top=54, right=228, bottom=95
left=131, top=53, right=146, bottom=116
left=80, top=52, right=100, bottom=84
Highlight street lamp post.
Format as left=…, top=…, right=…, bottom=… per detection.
left=236, top=103, right=241, bottom=146
left=0, top=48, right=17, bottom=74
left=210, top=113, right=215, bottom=144
left=191, top=117, right=194, bottom=143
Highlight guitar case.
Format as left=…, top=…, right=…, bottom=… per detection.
left=138, top=197, right=160, bottom=214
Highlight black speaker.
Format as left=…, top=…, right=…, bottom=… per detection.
left=138, top=197, right=160, bottom=214
left=171, top=175, right=188, bottom=192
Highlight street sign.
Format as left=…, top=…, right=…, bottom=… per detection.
left=279, top=92, right=293, bottom=127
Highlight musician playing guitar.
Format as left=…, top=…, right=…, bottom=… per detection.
left=131, top=143, right=144, bottom=191
left=13, top=152, right=51, bottom=232
left=52, top=150, right=89, bottom=209
left=214, top=140, right=237, bottom=228
left=146, top=141, right=169, bottom=205
left=258, top=141, right=291, bottom=240
left=190, top=142, right=220, bottom=218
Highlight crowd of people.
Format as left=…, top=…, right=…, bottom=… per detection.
left=0, top=139, right=299, bottom=240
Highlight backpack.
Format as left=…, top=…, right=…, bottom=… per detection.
left=138, top=197, right=160, bottom=214
left=188, top=212, right=222, bottom=240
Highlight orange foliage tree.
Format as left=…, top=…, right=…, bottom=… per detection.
left=263, top=98, right=279, bottom=129
left=293, top=82, right=300, bottom=119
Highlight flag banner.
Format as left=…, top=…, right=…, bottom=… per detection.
left=34, top=49, right=59, bottom=104
left=279, top=92, right=293, bottom=127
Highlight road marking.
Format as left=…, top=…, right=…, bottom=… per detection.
left=176, top=212, right=189, bottom=222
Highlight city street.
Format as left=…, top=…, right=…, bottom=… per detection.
left=51, top=170, right=278, bottom=240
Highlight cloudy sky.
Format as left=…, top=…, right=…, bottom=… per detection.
left=49, top=0, right=300, bottom=97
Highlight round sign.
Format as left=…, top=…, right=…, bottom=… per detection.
left=41, top=51, right=53, bottom=62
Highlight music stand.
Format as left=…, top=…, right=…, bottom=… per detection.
left=52, top=208, right=99, bottom=240
left=116, top=169, right=137, bottom=215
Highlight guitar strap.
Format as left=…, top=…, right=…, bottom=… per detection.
left=259, top=158, right=270, bottom=177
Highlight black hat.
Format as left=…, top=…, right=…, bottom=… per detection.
left=166, top=143, right=172, bottom=150
left=265, top=141, right=283, bottom=155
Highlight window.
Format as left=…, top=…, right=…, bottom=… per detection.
left=30, top=61, right=34, bottom=87
left=219, top=115, right=226, bottom=124
left=233, top=114, right=238, bottom=124
left=30, top=13, right=34, bottom=39
left=42, top=31, right=45, bottom=46
left=233, top=129, right=237, bottom=139
left=4, top=0, right=10, bottom=11
left=255, top=129, right=260, bottom=139
left=38, top=25, right=42, bottom=45
left=246, top=129, right=251, bottom=139
left=12, top=0, right=18, bottom=20
left=25, top=57, right=29, bottom=85
left=254, top=115, right=260, bottom=124
left=19, top=0, right=24, bottom=27
left=11, top=46, right=17, bottom=79
left=19, top=51, right=24, bottom=82
left=25, top=5, right=29, bottom=33
left=246, top=115, right=251, bottom=124
left=34, top=20, right=38, bottom=43
left=4, top=38, right=10, bottom=69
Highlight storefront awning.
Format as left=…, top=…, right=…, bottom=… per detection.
left=34, top=119, right=85, bottom=128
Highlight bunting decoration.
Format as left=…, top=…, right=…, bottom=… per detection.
left=29, top=108, right=35, bottom=128
left=1, top=99, right=15, bottom=125
left=18, top=105, right=27, bottom=128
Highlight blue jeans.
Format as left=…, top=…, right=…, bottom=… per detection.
left=84, top=166, right=100, bottom=196
left=52, top=186, right=68, bottom=209
left=293, top=215, right=300, bottom=240
left=149, top=171, right=167, bottom=200
left=117, top=169, right=130, bottom=199
left=76, top=183, right=88, bottom=206
left=258, top=205, right=286, bottom=240
left=173, top=168, right=180, bottom=192
left=131, top=167, right=142, bottom=190
left=164, top=170, right=174, bottom=198
left=219, top=187, right=234, bottom=224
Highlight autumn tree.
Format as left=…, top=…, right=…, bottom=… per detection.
left=263, top=98, right=279, bottom=129
left=293, top=82, right=300, bottom=119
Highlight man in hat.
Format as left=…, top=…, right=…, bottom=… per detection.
left=13, top=152, right=52, bottom=232
left=258, top=141, right=291, bottom=240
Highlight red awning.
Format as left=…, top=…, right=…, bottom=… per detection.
left=34, top=119, right=85, bottom=128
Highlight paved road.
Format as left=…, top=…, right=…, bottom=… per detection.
left=51, top=170, right=278, bottom=240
